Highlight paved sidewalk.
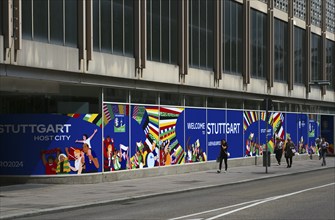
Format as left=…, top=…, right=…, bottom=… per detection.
left=1, top=157, right=334, bottom=220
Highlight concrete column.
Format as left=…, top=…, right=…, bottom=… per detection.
left=86, top=0, right=93, bottom=63
left=267, top=0, right=274, bottom=88
left=178, top=0, right=188, bottom=81
left=134, top=0, right=146, bottom=77
left=243, top=0, right=250, bottom=85
left=305, top=0, right=311, bottom=93
left=78, top=0, right=86, bottom=69
left=288, top=0, right=294, bottom=91
left=321, top=0, right=327, bottom=96
left=214, top=0, right=222, bottom=82
left=4, top=0, right=13, bottom=62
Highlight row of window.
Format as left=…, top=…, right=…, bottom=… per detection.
left=2, top=85, right=334, bottom=114
left=0, top=0, right=334, bottom=88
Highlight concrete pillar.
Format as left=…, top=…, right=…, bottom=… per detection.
left=134, top=0, right=146, bottom=77
left=305, top=0, right=311, bottom=94
left=288, top=0, right=294, bottom=91
left=243, top=0, right=250, bottom=85
left=214, top=0, right=222, bottom=83
left=267, top=0, right=274, bottom=88
left=321, top=0, right=327, bottom=96
left=178, top=0, right=188, bottom=81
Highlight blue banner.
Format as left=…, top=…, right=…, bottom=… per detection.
left=0, top=114, right=102, bottom=175
left=226, top=110, right=243, bottom=158
left=185, top=108, right=207, bottom=163
left=207, top=109, right=226, bottom=161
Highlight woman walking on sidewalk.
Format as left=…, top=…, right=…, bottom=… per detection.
left=284, top=137, right=295, bottom=168
left=217, top=139, right=229, bottom=173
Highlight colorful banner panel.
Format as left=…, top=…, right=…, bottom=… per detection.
left=243, top=111, right=261, bottom=156
left=185, top=108, right=207, bottom=163
left=0, top=114, right=102, bottom=175
left=207, top=109, right=226, bottom=161
left=226, top=110, right=243, bottom=158
left=103, top=104, right=129, bottom=171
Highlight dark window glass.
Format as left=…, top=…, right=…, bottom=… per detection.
left=33, top=0, right=48, bottom=42
left=170, top=0, right=178, bottom=64
left=93, top=0, right=100, bottom=51
left=223, top=0, right=242, bottom=74
left=0, top=0, right=2, bottom=35
left=124, top=0, right=133, bottom=56
left=274, top=18, right=288, bottom=82
left=294, top=27, right=306, bottom=84
left=113, top=0, right=123, bottom=54
left=160, top=92, right=183, bottom=106
left=101, top=0, right=111, bottom=52
left=131, top=90, right=158, bottom=104
left=161, top=0, right=170, bottom=63
left=191, top=0, right=199, bottom=66
left=326, top=40, right=335, bottom=89
left=22, top=0, right=32, bottom=39
left=147, top=0, right=152, bottom=60
left=50, top=0, right=63, bottom=45
left=189, top=0, right=213, bottom=69
left=151, top=0, right=160, bottom=61
left=251, top=9, right=267, bottom=78
left=65, top=0, right=78, bottom=47
left=224, top=0, right=231, bottom=72
left=207, top=0, right=214, bottom=69
left=185, top=95, right=205, bottom=107
left=311, top=34, right=322, bottom=81
left=200, top=0, right=206, bottom=68
left=147, top=0, right=178, bottom=64
left=104, top=88, right=129, bottom=102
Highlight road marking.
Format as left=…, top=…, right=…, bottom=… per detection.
left=169, top=199, right=263, bottom=220
left=205, top=182, right=335, bottom=220
left=169, top=182, right=334, bottom=220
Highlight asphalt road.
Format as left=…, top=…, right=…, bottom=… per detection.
left=17, top=169, right=335, bottom=220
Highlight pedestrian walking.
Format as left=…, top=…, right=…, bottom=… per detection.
left=320, top=138, right=329, bottom=166
left=274, top=137, right=283, bottom=165
left=217, top=139, right=229, bottom=173
left=284, top=137, right=295, bottom=168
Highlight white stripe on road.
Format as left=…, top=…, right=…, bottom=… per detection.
left=169, top=182, right=335, bottom=220
left=205, top=182, right=335, bottom=220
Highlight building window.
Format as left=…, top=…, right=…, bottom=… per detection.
left=293, top=0, right=306, bottom=21
left=21, top=0, right=78, bottom=47
left=223, top=0, right=243, bottom=75
left=274, top=18, right=288, bottom=82
left=251, top=9, right=267, bottom=79
left=93, top=0, right=134, bottom=56
left=147, top=0, right=178, bottom=64
left=311, top=33, right=322, bottom=82
left=311, top=0, right=322, bottom=27
left=50, top=0, right=63, bottom=45
left=326, top=0, right=335, bottom=33
left=274, top=0, right=288, bottom=12
left=326, top=40, right=335, bottom=89
left=33, top=0, right=48, bottom=42
left=294, top=26, right=306, bottom=84
left=189, top=0, right=214, bottom=70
